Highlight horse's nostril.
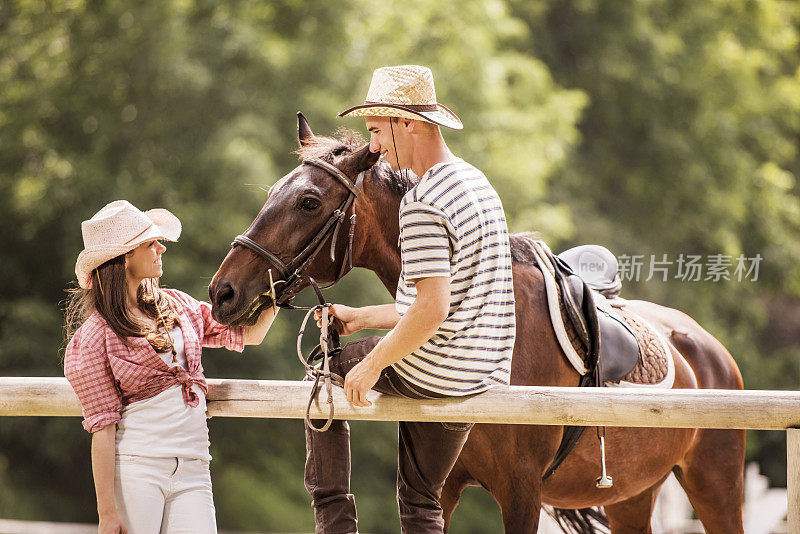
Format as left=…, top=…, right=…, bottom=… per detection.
left=216, top=282, right=235, bottom=307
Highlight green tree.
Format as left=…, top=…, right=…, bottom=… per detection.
left=2, top=0, right=799, bottom=530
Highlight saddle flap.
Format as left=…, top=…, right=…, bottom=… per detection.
left=593, top=291, right=640, bottom=382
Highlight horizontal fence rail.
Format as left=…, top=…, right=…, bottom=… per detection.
left=2, top=377, right=799, bottom=531
left=1, top=377, right=800, bottom=430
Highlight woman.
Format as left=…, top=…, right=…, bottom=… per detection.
left=64, top=200, right=276, bottom=534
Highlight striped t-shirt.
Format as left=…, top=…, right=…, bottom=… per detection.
left=392, top=158, right=516, bottom=396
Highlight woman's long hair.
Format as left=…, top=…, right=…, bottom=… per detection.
left=64, top=253, right=180, bottom=352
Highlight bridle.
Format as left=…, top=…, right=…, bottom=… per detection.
left=230, top=158, right=365, bottom=309
left=228, top=157, right=365, bottom=432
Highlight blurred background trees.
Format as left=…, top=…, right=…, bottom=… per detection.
left=0, top=0, right=798, bottom=531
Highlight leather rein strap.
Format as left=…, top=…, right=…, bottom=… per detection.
left=297, top=300, right=345, bottom=432
left=231, top=158, right=364, bottom=308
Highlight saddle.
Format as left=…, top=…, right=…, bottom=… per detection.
left=528, top=241, right=640, bottom=481
left=533, top=243, right=640, bottom=384
left=555, top=245, right=640, bottom=382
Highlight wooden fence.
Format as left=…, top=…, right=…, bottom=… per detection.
left=1, top=377, right=798, bottom=531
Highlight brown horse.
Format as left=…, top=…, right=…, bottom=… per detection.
left=209, top=115, right=745, bottom=533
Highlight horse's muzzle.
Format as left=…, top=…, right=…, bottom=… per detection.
left=209, top=279, right=240, bottom=324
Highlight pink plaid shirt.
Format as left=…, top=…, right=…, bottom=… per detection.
left=64, top=289, right=244, bottom=433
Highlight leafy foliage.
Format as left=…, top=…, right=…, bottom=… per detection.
left=1, top=0, right=798, bottom=529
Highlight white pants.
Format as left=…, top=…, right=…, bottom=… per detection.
left=114, top=455, right=217, bottom=534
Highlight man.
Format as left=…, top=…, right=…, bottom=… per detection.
left=306, top=65, right=515, bottom=533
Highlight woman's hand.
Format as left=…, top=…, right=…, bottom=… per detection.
left=92, top=426, right=125, bottom=534
left=243, top=305, right=279, bottom=345
left=99, top=513, right=128, bottom=534
left=315, top=304, right=362, bottom=336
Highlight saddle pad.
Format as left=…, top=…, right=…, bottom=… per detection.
left=558, top=291, right=588, bottom=361
left=560, top=295, right=675, bottom=388
left=608, top=306, right=674, bottom=388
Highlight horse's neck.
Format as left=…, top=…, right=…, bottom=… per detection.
left=353, top=167, right=403, bottom=294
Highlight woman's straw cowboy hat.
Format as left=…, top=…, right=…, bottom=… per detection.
left=339, top=65, right=463, bottom=130
left=75, top=200, right=181, bottom=289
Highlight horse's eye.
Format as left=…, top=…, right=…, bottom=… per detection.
left=300, top=197, right=321, bottom=211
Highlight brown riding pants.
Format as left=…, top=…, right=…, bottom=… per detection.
left=304, top=336, right=473, bottom=534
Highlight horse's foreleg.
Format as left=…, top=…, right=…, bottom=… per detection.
left=491, top=423, right=562, bottom=534
left=440, top=459, right=473, bottom=533
left=603, top=476, right=668, bottom=534
left=673, top=428, right=745, bottom=534
left=494, top=473, right=543, bottom=534
left=444, top=423, right=559, bottom=534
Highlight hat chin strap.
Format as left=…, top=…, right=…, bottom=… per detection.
left=389, top=119, right=409, bottom=184
left=390, top=119, right=398, bottom=171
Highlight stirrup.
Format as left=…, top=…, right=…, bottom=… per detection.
left=595, top=434, right=613, bottom=488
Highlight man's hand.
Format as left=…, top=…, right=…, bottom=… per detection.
left=338, top=276, right=449, bottom=407
left=315, top=304, right=362, bottom=336
left=316, top=303, right=400, bottom=334
left=344, top=357, right=382, bottom=407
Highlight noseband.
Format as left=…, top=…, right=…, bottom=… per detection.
left=231, top=158, right=365, bottom=308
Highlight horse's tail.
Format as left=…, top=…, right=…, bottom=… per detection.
left=546, top=506, right=609, bottom=534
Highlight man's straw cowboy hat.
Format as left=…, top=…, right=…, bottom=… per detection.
left=75, top=200, right=181, bottom=289
left=339, top=65, right=463, bottom=130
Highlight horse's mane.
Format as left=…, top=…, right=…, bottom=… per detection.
left=294, top=128, right=417, bottom=197
left=294, top=127, right=364, bottom=162
left=509, top=232, right=544, bottom=265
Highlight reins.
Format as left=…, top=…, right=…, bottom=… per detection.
left=229, top=158, right=366, bottom=431
left=296, top=294, right=345, bottom=432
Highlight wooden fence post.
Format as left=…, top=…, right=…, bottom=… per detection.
left=788, top=428, right=800, bottom=533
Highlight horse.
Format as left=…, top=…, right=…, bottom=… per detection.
left=208, top=114, right=745, bottom=533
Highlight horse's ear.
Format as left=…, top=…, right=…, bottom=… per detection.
left=297, top=111, right=315, bottom=146
left=339, top=143, right=380, bottom=177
